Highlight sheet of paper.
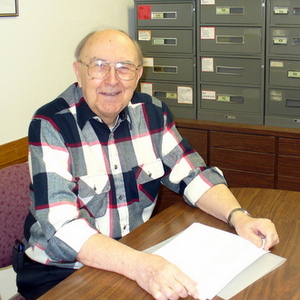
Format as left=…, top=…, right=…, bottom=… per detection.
left=152, top=223, right=271, bottom=300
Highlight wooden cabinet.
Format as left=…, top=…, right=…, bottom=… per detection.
left=277, top=138, right=300, bottom=191
left=156, top=118, right=300, bottom=215
left=210, top=131, right=276, bottom=188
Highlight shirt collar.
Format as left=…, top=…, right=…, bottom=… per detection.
left=77, top=97, right=131, bottom=130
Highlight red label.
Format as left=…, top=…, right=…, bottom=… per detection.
left=138, top=5, right=151, bottom=20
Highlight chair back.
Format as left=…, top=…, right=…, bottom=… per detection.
left=0, top=163, right=30, bottom=268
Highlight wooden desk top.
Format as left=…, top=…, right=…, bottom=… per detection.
left=39, top=188, right=300, bottom=300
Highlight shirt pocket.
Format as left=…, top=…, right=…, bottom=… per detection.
left=77, top=174, right=111, bottom=218
left=134, top=158, right=165, bottom=184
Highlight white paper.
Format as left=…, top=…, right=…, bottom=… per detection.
left=153, top=223, right=270, bottom=300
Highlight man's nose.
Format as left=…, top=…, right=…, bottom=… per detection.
left=104, top=66, right=119, bottom=84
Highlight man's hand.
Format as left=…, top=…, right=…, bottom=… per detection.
left=231, top=212, right=280, bottom=250
left=133, top=252, right=199, bottom=300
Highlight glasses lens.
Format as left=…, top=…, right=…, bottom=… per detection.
left=115, top=62, right=137, bottom=80
left=88, top=60, right=110, bottom=79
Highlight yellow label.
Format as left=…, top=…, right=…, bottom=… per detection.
left=153, top=38, right=164, bottom=45
left=166, top=93, right=178, bottom=99
left=274, top=7, right=289, bottom=14
left=288, top=71, right=300, bottom=78
left=273, top=37, right=288, bottom=45
left=217, top=95, right=230, bottom=102
left=152, top=13, right=164, bottom=19
left=216, top=7, right=230, bottom=15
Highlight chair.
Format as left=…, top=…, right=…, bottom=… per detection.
left=0, top=162, right=30, bottom=300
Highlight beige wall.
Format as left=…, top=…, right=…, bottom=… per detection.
left=0, top=0, right=134, bottom=145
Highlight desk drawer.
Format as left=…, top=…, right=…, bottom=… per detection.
left=210, top=131, right=276, bottom=153
left=269, top=59, right=300, bottom=88
left=137, top=29, right=194, bottom=55
left=200, top=26, right=263, bottom=55
left=142, top=57, right=195, bottom=82
left=269, top=27, right=300, bottom=56
left=199, top=0, right=264, bottom=25
left=136, top=3, right=194, bottom=28
left=211, top=148, right=275, bottom=174
left=200, top=56, right=262, bottom=85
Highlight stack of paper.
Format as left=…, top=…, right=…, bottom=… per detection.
left=151, top=222, right=286, bottom=300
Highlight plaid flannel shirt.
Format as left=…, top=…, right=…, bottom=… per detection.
left=24, top=83, right=226, bottom=268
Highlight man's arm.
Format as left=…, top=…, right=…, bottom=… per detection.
left=195, top=184, right=279, bottom=250
left=77, top=233, right=199, bottom=300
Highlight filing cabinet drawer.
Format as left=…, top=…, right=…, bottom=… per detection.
left=200, top=84, right=262, bottom=114
left=267, top=88, right=300, bottom=117
left=279, top=137, right=300, bottom=156
left=137, top=29, right=194, bottom=55
left=136, top=3, right=194, bottom=28
left=138, top=81, right=196, bottom=119
left=200, top=56, right=262, bottom=85
left=270, top=0, right=300, bottom=25
left=269, top=59, right=300, bottom=88
left=269, top=27, right=300, bottom=56
left=141, top=57, right=195, bottom=82
left=200, top=0, right=264, bottom=25
left=199, top=26, right=263, bottom=55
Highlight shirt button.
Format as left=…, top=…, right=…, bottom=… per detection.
left=118, top=195, right=123, bottom=200
left=114, top=165, right=118, bottom=169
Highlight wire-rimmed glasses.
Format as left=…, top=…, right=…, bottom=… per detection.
left=79, top=58, right=140, bottom=81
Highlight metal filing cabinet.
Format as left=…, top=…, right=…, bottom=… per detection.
left=135, top=0, right=197, bottom=119
left=197, top=0, right=266, bottom=125
left=265, top=0, right=300, bottom=128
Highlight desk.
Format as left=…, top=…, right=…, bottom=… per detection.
left=39, top=188, right=300, bottom=300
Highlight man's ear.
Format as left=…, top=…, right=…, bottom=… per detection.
left=73, top=61, right=82, bottom=87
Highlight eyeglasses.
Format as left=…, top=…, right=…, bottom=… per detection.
left=79, top=59, right=140, bottom=81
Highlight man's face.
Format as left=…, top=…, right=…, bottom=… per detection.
left=73, top=30, right=143, bottom=126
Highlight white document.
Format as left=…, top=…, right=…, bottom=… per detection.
left=152, top=223, right=286, bottom=300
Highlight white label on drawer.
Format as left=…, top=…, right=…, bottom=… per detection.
left=202, top=90, right=216, bottom=100
left=178, top=86, right=193, bottom=104
left=143, top=57, right=154, bottom=67
left=140, top=82, right=153, bottom=96
left=269, top=90, right=283, bottom=102
left=201, top=0, right=215, bottom=4
left=201, top=57, right=214, bottom=72
left=201, top=27, right=215, bottom=40
left=270, top=61, right=284, bottom=68
left=274, top=7, right=289, bottom=14
left=138, top=30, right=151, bottom=41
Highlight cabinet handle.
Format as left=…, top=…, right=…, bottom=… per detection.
left=153, top=65, right=178, bottom=74
left=152, top=38, right=177, bottom=46
left=216, top=66, right=244, bottom=76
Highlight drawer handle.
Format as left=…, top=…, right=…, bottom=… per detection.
left=293, top=7, right=300, bottom=15
left=152, top=12, right=177, bottom=20
left=152, top=38, right=177, bottom=46
left=154, top=91, right=177, bottom=100
left=217, top=95, right=244, bottom=104
left=292, top=38, right=300, bottom=46
left=216, top=35, right=244, bottom=44
left=216, top=66, right=244, bottom=76
left=216, top=6, right=244, bottom=15
left=153, top=65, right=178, bottom=74
left=286, top=99, right=300, bottom=107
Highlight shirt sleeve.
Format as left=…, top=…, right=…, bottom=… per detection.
left=28, top=118, right=98, bottom=262
left=160, top=105, right=227, bottom=206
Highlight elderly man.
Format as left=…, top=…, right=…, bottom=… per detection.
left=17, top=29, right=279, bottom=300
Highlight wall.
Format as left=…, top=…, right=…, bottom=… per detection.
left=0, top=0, right=134, bottom=145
